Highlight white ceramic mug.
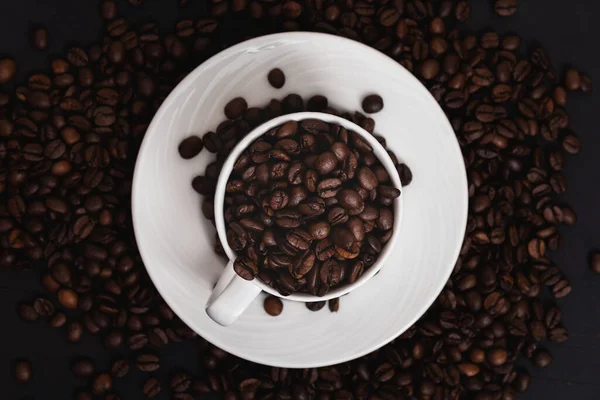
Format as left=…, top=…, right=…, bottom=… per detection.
left=205, top=112, right=403, bottom=326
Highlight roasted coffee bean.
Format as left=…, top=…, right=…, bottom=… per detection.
left=58, top=288, right=79, bottom=309
left=30, top=27, right=49, bottom=50
left=233, top=257, right=258, bottom=280
left=72, top=358, right=95, bottom=378
left=315, top=151, right=338, bottom=175
left=18, top=303, right=38, bottom=322
left=562, top=134, right=581, bottom=154
left=533, top=349, right=553, bottom=368
left=170, top=372, right=191, bottom=392
left=337, top=189, right=365, bottom=214
left=33, top=298, right=54, bottom=317
left=315, top=239, right=336, bottom=261
left=298, top=197, right=325, bottom=216
left=306, top=301, right=326, bottom=311
left=67, top=321, right=83, bottom=342
left=564, top=68, right=581, bottom=91
left=136, top=354, right=160, bottom=372
left=286, top=229, right=313, bottom=250
left=307, top=95, right=328, bottom=111
left=224, top=97, right=248, bottom=119
left=267, top=68, right=285, bottom=89
left=0, top=57, right=16, bottom=83
left=317, top=178, right=343, bottom=198
left=455, top=1, right=471, bottom=21
left=357, top=166, right=378, bottom=190
left=328, top=298, right=340, bottom=312
left=307, top=221, right=331, bottom=240
left=264, top=295, right=283, bottom=316
left=143, top=377, right=161, bottom=398
left=494, top=0, right=517, bottom=17
left=361, top=94, right=384, bottom=113
left=92, top=373, right=112, bottom=395
left=111, top=360, right=129, bottom=378
left=178, top=135, right=203, bottom=159
left=14, top=360, right=32, bottom=383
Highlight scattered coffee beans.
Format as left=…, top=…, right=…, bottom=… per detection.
left=1, top=0, right=595, bottom=399
left=267, top=68, right=285, bottom=89
left=14, top=360, right=32, bottom=383
left=263, top=295, right=283, bottom=316
left=328, top=297, right=340, bottom=312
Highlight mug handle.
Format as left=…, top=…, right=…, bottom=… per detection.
left=205, top=260, right=262, bottom=326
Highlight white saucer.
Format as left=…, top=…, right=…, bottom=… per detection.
left=132, top=32, right=468, bottom=368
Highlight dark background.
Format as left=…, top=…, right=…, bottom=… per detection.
left=1, top=1, right=599, bottom=399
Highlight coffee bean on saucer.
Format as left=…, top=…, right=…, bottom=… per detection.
left=178, top=135, right=204, bottom=159
left=268, top=68, right=285, bottom=88
left=328, top=298, right=340, bottom=312
left=361, top=94, right=384, bottom=114
left=306, top=301, right=326, bottom=311
left=307, top=95, right=328, bottom=111
left=263, top=295, right=283, bottom=316
left=396, top=163, right=412, bottom=186
left=224, top=97, right=248, bottom=119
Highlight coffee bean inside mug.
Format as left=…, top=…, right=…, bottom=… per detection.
left=224, top=118, right=400, bottom=296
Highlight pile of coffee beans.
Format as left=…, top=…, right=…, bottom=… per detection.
left=1, top=0, right=595, bottom=399
left=223, top=118, right=399, bottom=296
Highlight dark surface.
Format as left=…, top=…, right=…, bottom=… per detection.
left=1, top=1, right=599, bottom=399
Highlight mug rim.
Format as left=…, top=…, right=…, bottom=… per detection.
left=214, top=111, right=403, bottom=302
